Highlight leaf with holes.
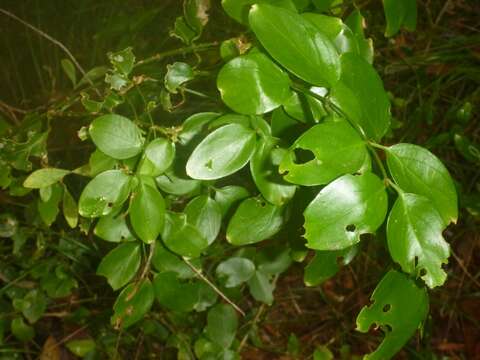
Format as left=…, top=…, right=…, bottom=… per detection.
left=165, top=62, right=194, bottom=93
left=279, top=120, right=368, bottom=186
left=96, top=242, right=141, bottom=290
left=185, top=195, right=222, bottom=245
left=89, top=114, right=144, bottom=159
left=387, top=193, right=450, bottom=288
left=386, top=143, right=458, bottom=225
left=304, top=173, right=388, bottom=250
left=205, top=304, right=238, bottom=349
left=162, top=212, right=208, bottom=258
left=94, top=211, right=135, bottom=242
left=111, top=280, right=154, bottom=329
left=78, top=170, right=132, bottom=218
left=217, top=51, right=292, bottom=115
left=23, top=168, right=70, bottom=189
left=137, top=138, right=175, bottom=177
left=227, top=197, right=284, bottom=246
left=249, top=3, right=340, bottom=87
left=356, top=270, right=428, bottom=360
left=186, top=123, right=257, bottom=180
left=330, top=53, right=390, bottom=141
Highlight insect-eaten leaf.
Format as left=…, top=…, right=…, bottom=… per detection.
left=111, top=280, right=154, bottom=329
left=165, top=62, right=195, bottom=94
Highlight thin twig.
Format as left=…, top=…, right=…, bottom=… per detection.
left=183, top=258, right=245, bottom=316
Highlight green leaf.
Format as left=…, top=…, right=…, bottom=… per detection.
left=387, top=193, right=450, bottom=288
left=130, top=179, right=165, bottom=244
left=217, top=52, right=292, bottom=115
left=65, top=339, right=95, bottom=358
left=249, top=3, right=340, bottom=87
left=205, top=304, right=238, bottom=349
left=216, top=257, right=255, bottom=288
left=89, top=114, right=144, bottom=160
left=97, top=243, right=141, bottom=290
left=251, top=137, right=296, bottom=206
left=356, top=270, right=429, bottom=360
left=94, top=212, right=135, bottom=242
left=454, top=133, right=480, bottom=163
left=153, top=272, right=199, bottom=312
left=156, top=169, right=201, bottom=196
left=11, top=317, right=34, bottom=342
left=256, top=245, right=292, bottom=275
left=76, top=66, right=109, bottom=89
left=330, top=53, right=391, bottom=141
left=23, top=168, right=70, bottom=189
left=304, top=173, right=388, bottom=250
left=279, top=120, right=368, bottom=186
left=345, top=10, right=374, bottom=64
left=227, top=197, right=284, bottom=246
left=61, top=58, right=77, bottom=86
left=78, top=170, right=132, bottom=218
left=111, top=280, right=154, bottom=329
left=222, top=0, right=297, bottom=24
left=0, top=213, right=18, bottom=238
left=38, top=183, right=63, bottom=226
left=186, top=124, right=257, bottom=180
left=162, top=212, right=208, bottom=258
left=87, top=149, right=117, bottom=177
left=152, top=241, right=199, bottom=279
left=165, top=62, right=194, bottom=93
left=383, top=0, right=417, bottom=37
left=185, top=195, right=222, bottom=245
left=137, top=138, right=175, bottom=176
left=62, top=186, right=78, bottom=228
left=179, top=112, right=221, bottom=145
left=12, top=289, right=47, bottom=324
left=108, top=47, right=135, bottom=76
left=214, top=185, right=250, bottom=217
left=386, top=143, right=458, bottom=225
left=248, top=270, right=274, bottom=305
left=171, top=16, right=197, bottom=44
left=283, top=88, right=327, bottom=123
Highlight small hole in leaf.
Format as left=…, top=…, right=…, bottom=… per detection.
left=345, top=224, right=356, bottom=232
left=414, top=256, right=419, bottom=267
left=107, top=202, right=113, bottom=208
left=204, top=159, right=213, bottom=170
left=383, top=304, right=391, bottom=312
left=260, top=201, right=266, bottom=207
left=293, top=148, right=315, bottom=164
left=419, top=268, right=427, bottom=277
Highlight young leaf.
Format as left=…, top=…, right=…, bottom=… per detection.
left=279, top=120, right=369, bottom=186
left=61, top=58, right=77, bottom=86
left=386, top=143, right=458, bottom=225
left=383, top=0, right=417, bottom=37
left=248, top=270, right=274, bottom=305
left=387, top=193, right=450, bottom=288
left=130, top=179, right=166, bottom=244
left=184, top=195, right=222, bottom=245
left=38, top=183, right=63, bottom=226
left=78, top=170, right=132, bottom=218
left=97, top=242, right=141, bottom=290
left=330, top=53, right=391, bottom=141
left=356, top=270, right=429, bottom=360
left=89, top=114, right=144, bottom=160
left=222, top=0, right=297, bottom=24
left=214, top=185, right=250, bottom=217
left=162, top=212, right=208, bottom=258
left=62, top=185, right=78, bottom=228
left=205, top=304, right=238, bottom=349
left=217, top=51, right=292, bottom=115
left=216, top=257, right=256, bottom=288
left=304, top=173, right=388, bottom=250
left=165, top=62, right=194, bottom=93
left=137, top=138, right=175, bottom=177
left=249, top=3, right=340, bottom=87
left=153, top=272, right=199, bottom=312
left=250, top=137, right=296, bottom=205
left=23, top=168, right=70, bottom=189
left=111, top=280, right=154, bottom=329
left=227, top=197, right=284, bottom=246
left=94, top=212, right=135, bottom=242
left=186, top=123, right=257, bottom=180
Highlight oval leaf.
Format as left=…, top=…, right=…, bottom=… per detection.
left=94, top=212, right=135, bottom=242
left=137, top=138, right=175, bottom=177
left=205, top=304, right=238, bottom=349
left=24, top=168, right=70, bottom=189
left=162, top=212, right=208, bottom=258
left=184, top=195, right=222, bottom=245
left=216, top=257, right=256, bottom=288
left=111, top=280, right=154, bottom=329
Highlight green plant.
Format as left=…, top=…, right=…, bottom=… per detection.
left=0, top=1, right=459, bottom=359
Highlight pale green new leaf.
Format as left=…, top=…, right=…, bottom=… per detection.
left=23, top=168, right=70, bottom=189
left=97, top=242, right=141, bottom=290
left=62, top=185, right=78, bottom=228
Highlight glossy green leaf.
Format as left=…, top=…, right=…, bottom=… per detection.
left=23, top=168, right=70, bottom=189
left=304, top=173, right=388, bottom=250
left=227, top=197, right=284, bottom=246
left=330, top=53, right=391, bottom=141
left=249, top=3, right=340, bottom=87
left=217, top=52, right=291, bottom=115
left=153, top=272, right=199, bottom=312
left=162, top=212, right=208, bottom=258
left=383, top=0, right=417, bottom=37
left=251, top=137, right=296, bottom=206
left=137, top=138, right=175, bottom=177
left=283, top=88, right=327, bottom=123
left=62, top=186, right=78, bottom=228
left=111, top=280, right=154, bottom=329
left=186, top=124, right=256, bottom=180
left=165, top=62, right=194, bottom=93
left=152, top=241, right=199, bottom=279
left=185, top=195, right=222, bottom=245
left=222, top=0, right=296, bottom=24
left=88, top=149, right=117, bottom=177
left=89, top=114, right=144, bottom=159
left=216, top=257, right=255, bottom=288
left=205, top=304, right=238, bottom=349
left=11, top=317, right=34, bottom=342
left=78, top=170, right=132, bottom=218
left=38, top=183, right=63, bottom=226
left=97, top=242, right=141, bottom=290
left=94, top=212, right=135, bottom=242
left=387, top=193, right=450, bottom=288
left=156, top=169, right=201, bottom=196
left=130, top=179, right=165, bottom=244
left=214, top=185, right=250, bottom=217
left=386, top=143, right=457, bottom=224
left=345, top=10, right=374, bottom=64
left=279, top=120, right=368, bottom=186
left=65, top=339, right=95, bottom=358
left=179, top=112, right=221, bottom=145
left=356, top=270, right=428, bottom=360
left=247, top=270, right=274, bottom=305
